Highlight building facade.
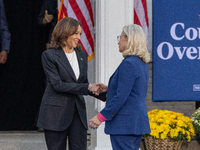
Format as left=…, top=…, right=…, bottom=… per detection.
left=86, top=0, right=196, bottom=149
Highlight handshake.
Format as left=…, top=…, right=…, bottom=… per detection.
left=88, top=83, right=108, bottom=95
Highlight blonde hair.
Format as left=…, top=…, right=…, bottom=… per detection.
left=122, top=24, right=150, bottom=63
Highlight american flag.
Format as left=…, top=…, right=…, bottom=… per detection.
left=58, top=0, right=94, bottom=61
left=134, top=0, right=149, bottom=46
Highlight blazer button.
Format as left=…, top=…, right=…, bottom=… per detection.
left=111, top=113, right=116, bottom=118
left=106, top=98, right=109, bottom=100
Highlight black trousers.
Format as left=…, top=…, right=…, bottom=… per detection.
left=44, top=107, right=87, bottom=150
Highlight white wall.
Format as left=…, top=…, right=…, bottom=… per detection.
left=88, top=0, right=134, bottom=149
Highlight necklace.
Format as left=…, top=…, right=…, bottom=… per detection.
left=63, top=46, right=74, bottom=53
left=67, top=51, right=75, bottom=62
left=66, top=49, right=74, bottom=53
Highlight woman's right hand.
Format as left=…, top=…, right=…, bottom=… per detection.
left=42, top=10, right=54, bottom=25
left=89, top=83, right=108, bottom=95
left=88, top=83, right=100, bottom=94
left=96, top=83, right=108, bottom=93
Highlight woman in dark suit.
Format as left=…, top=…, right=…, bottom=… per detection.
left=37, top=17, right=104, bottom=150
left=89, top=24, right=151, bottom=150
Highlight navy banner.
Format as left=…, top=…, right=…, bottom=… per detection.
left=153, top=0, right=200, bottom=101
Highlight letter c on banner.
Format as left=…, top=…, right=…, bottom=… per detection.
left=157, top=42, right=174, bottom=60
left=170, top=23, right=185, bottom=40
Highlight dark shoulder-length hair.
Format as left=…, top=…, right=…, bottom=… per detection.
left=47, top=17, right=82, bottom=50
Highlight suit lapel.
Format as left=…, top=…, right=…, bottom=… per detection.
left=56, top=49, right=77, bottom=82
left=110, top=59, right=125, bottom=79
left=76, top=49, right=86, bottom=83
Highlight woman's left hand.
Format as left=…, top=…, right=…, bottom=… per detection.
left=89, top=115, right=102, bottom=129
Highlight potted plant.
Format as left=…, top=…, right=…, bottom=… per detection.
left=143, top=109, right=196, bottom=150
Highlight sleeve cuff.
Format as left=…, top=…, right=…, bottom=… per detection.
left=2, top=42, right=10, bottom=52
left=97, top=113, right=108, bottom=122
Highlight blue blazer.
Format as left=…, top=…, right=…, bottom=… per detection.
left=100, top=56, right=150, bottom=135
left=0, top=0, right=10, bottom=51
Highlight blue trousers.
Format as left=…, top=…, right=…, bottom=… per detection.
left=110, top=134, right=142, bottom=150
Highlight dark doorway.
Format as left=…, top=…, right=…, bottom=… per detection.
left=196, top=102, right=200, bottom=109
left=0, top=0, right=48, bottom=130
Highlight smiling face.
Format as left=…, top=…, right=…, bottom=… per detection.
left=65, top=25, right=82, bottom=50
left=118, top=31, right=128, bottom=53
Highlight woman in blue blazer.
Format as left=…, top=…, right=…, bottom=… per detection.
left=89, top=24, right=151, bottom=150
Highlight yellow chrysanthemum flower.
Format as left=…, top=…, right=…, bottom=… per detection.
left=144, top=109, right=196, bottom=141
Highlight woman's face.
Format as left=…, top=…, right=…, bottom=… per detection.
left=65, top=25, right=82, bottom=49
left=118, top=31, right=128, bottom=53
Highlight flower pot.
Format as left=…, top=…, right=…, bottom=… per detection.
left=144, top=137, right=183, bottom=150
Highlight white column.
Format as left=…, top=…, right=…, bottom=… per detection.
left=88, top=0, right=134, bottom=150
